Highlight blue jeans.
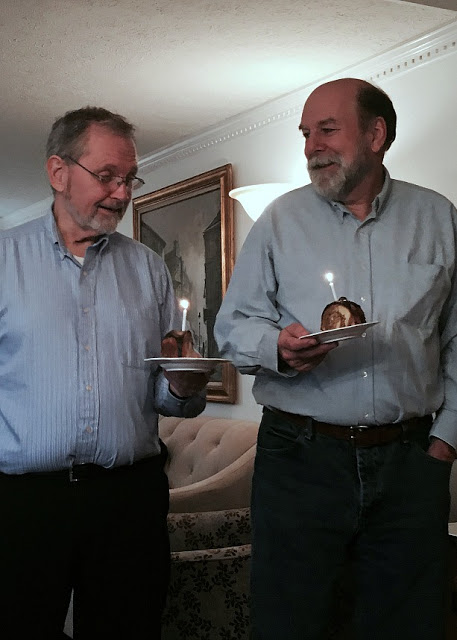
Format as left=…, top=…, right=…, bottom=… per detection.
left=251, top=408, right=452, bottom=640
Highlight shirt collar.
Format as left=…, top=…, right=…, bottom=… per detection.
left=44, top=208, right=110, bottom=260
left=371, top=168, right=392, bottom=215
left=326, top=168, right=392, bottom=222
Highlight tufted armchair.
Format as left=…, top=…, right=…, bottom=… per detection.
left=159, top=415, right=259, bottom=513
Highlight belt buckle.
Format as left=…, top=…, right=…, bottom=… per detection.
left=349, top=425, right=369, bottom=445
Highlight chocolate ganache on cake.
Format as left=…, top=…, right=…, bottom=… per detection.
left=320, top=297, right=366, bottom=331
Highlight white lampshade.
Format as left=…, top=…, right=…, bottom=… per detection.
left=229, top=183, right=295, bottom=221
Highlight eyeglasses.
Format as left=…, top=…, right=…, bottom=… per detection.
left=65, top=156, right=145, bottom=191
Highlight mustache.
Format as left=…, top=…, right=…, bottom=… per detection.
left=97, top=201, right=126, bottom=214
left=307, top=155, right=342, bottom=170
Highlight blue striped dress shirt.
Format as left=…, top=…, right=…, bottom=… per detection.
left=0, top=211, right=205, bottom=474
left=215, top=171, right=457, bottom=449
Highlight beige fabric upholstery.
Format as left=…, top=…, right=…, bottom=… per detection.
left=159, top=415, right=259, bottom=513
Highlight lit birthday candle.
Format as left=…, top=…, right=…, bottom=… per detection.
left=324, top=272, right=338, bottom=301
left=179, top=299, right=189, bottom=331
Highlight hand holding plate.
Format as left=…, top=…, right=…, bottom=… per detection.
left=161, top=330, right=212, bottom=397
left=278, top=322, right=337, bottom=373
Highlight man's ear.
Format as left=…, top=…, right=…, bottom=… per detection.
left=369, top=116, right=387, bottom=154
left=46, top=155, right=68, bottom=193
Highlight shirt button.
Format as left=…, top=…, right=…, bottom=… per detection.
left=362, top=371, right=368, bottom=378
left=360, top=296, right=366, bottom=302
left=85, top=426, right=93, bottom=433
left=84, top=345, right=90, bottom=351
left=83, top=307, right=90, bottom=314
left=86, top=384, right=92, bottom=391
left=82, top=271, right=88, bottom=277
left=364, top=413, right=370, bottom=419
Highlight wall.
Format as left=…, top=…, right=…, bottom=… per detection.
left=118, top=22, right=457, bottom=421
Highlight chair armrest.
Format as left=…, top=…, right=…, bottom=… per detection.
left=168, top=446, right=256, bottom=513
left=168, top=507, right=251, bottom=552
left=171, top=543, right=252, bottom=563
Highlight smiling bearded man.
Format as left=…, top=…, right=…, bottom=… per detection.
left=214, top=78, right=457, bottom=640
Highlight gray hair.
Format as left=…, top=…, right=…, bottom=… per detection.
left=46, top=106, right=136, bottom=160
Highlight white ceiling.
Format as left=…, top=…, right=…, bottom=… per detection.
left=1, top=0, right=455, bottom=219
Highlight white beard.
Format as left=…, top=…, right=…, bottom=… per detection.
left=64, top=190, right=124, bottom=235
left=308, top=144, right=371, bottom=202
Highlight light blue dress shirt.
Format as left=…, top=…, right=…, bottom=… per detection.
left=215, top=171, right=457, bottom=449
left=0, top=211, right=205, bottom=474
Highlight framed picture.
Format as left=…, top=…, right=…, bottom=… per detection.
left=133, top=164, right=236, bottom=404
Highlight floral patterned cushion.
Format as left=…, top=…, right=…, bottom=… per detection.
left=167, top=507, right=251, bottom=552
left=162, top=508, right=252, bottom=640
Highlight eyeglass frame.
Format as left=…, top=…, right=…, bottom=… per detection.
left=63, top=155, right=145, bottom=191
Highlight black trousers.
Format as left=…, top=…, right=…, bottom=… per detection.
left=0, top=455, right=170, bottom=640
left=251, top=408, right=452, bottom=640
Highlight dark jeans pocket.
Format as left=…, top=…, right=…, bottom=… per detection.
left=407, top=425, right=454, bottom=472
left=257, top=409, right=303, bottom=453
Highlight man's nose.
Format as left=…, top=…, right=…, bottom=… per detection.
left=305, top=132, right=325, bottom=159
left=110, top=180, right=131, bottom=199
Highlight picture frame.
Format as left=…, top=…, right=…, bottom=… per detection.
left=133, top=164, right=236, bottom=404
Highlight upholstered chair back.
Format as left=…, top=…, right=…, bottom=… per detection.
left=159, top=415, right=259, bottom=513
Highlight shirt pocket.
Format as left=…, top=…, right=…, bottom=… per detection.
left=120, top=359, right=157, bottom=408
left=378, top=262, right=450, bottom=338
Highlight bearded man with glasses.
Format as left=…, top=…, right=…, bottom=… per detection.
left=0, top=107, right=210, bottom=640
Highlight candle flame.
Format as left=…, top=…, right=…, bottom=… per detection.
left=324, top=272, right=334, bottom=284
left=179, top=299, right=189, bottom=310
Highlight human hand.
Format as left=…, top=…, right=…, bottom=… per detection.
left=161, top=330, right=211, bottom=397
left=427, top=437, right=456, bottom=463
left=278, top=322, right=337, bottom=373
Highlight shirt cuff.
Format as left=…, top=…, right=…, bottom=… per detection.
left=258, top=328, right=298, bottom=377
left=430, top=407, right=457, bottom=451
left=154, top=371, right=206, bottom=418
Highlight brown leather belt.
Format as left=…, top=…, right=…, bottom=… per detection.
left=269, top=408, right=432, bottom=447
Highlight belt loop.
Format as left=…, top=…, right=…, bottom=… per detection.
left=69, top=457, right=79, bottom=483
left=401, top=422, right=410, bottom=444
left=304, top=418, right=314, bottom=441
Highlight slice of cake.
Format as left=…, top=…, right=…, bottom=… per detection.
left=320, top=297, right=366, bottom=331
left=162, top=330, right=193, bottom=357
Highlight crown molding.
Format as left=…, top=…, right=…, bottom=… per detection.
left=365, top=18, right=457, bottom=81
left=139, top=20, right=457, bottom=173
left=2, top=20, right=456, bottom=229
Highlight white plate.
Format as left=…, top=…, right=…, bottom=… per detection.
left=144, top=357, right=230, bottom=372
left=298, top=321, right=379, bottom=344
